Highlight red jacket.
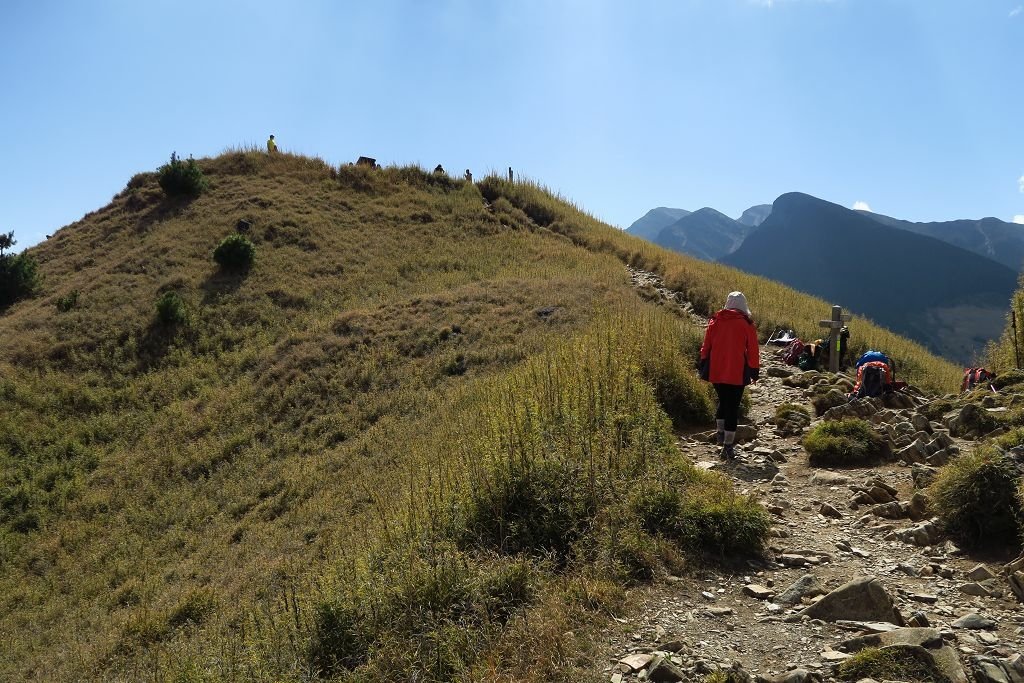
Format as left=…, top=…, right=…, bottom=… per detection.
left=700, top=309, right=760, bottom=386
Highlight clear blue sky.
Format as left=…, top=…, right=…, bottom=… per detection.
left=3, top=0, right=1024, bottom=250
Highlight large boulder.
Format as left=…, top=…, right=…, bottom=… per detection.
left=800, top=576, right=904, bottom=625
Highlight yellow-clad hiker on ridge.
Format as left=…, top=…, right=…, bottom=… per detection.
left=267, top=134, right=277, bottom=154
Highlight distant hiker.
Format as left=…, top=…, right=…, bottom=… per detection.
left=267, top=135, right=277, bottom=154
left=464, top=169, right=473, bottom=183
left=699, top=291, right=760, bottom=459
left=434, top=164, right=446, bottom=175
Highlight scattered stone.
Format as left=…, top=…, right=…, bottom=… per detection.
left=758, top=669, right=824, bottom=682
left=1009, top=572, right=1024, bottom=604
left=907, top=491, right=931, bottom=521
left=953, top=613, right=997, bottom=630
left=968, top=564, right=997, bottom=581
left=647, top=656, right=686, bottom=683
left=777, top=574, right=827, bottom=605
left=767, top=366, right=794, bottom=378
left=744, top=584, right=775, bottom=600
left=960, top=582, right=997, bottom=598
left=811, top=471, right=851, bottom=485
left=911, top=463, right=939, bottom=489
left=888, top=519, right=942, bottom=546
left=706, top=607, right=734, bottom=617
left=870, top=501, right=906, bottom=519
left=800, top=576, right=904, bottom=625
left=619, top=653, right=655, bottom=671
left=819, top=502, right=843, bottom=519
left=909, top=593, right=938, bottom=604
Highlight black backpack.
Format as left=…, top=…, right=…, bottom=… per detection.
left=857, top=365, right=886, bottom=398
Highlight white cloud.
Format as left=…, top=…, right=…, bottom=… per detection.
left=852, top=201, right=872, bottom=212
left=1011, top=6, right=1023, bottom=17
left=1014, top=215, right=1024, bottom=225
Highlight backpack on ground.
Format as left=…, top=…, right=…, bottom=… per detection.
left=856, top=350, right=893, bottom=369
left=961, top=367, right=996, bottom=393
left=783, top=339, right=805, bottom=365
left=853, top=360, right=892, bottom=399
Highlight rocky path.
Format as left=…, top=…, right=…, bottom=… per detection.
left=601, top=269, right=1024, bottom=683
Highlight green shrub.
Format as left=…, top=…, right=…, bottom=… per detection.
left=0, top=232, right=41, bottom=310
left=836, top=646, right=949, bottom=682
left=993, top=369, right=1024, bottom=391
left=803, top=419, right=890, bottom=467
left=459, top=459, right=595, bottom=560
left=155, top=291, right=188, bottom=327
left=157, top=152, right=208, bottom=197
left=632, top=473, right=771, bottom=557
left=212, top=234, right=256, bottom=272
left=55, top=290, right=79, bottom=312
left=775, top=403, right=810, bottom=422
left=920, top=398, right=955, bottom=422
left=929, top=446, right=1023, bottom=550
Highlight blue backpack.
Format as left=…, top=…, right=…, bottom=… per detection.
left=856, top=350, right=893, bottom=370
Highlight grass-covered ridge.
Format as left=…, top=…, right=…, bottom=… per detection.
left=0, top=149, right=959, bottom=681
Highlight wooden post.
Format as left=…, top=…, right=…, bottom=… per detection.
left=508, top=166, right=514, bottom=183
left=1013, top=310, right=1021, bottom=370
left=819, top=305, right=852, bottom=374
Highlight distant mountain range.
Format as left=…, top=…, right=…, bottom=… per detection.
left=626, top=194, right=1021, bottom=363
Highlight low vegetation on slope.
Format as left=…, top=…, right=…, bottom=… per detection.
left=0, top=149, right=960, bottom=681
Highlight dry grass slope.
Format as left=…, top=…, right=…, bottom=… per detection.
left=0, top=150, right=961, bottom=682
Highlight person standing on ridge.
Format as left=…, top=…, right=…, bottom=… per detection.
left=699, top=291, right=760, bottom=459
left=267, top=134, right=277, bottom=154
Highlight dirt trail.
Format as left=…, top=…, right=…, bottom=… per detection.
left=600, top=268, right=1024, bottom=681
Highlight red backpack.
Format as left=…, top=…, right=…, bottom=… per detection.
left=782, top=339, right=805, bottom=366
left=961, top=368, right=996, bottom=393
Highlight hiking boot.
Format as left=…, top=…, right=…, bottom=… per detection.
left=720, top=444, right=735, bottom=460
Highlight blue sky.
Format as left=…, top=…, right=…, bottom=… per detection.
left=3, top=0, right=1023, bottom=250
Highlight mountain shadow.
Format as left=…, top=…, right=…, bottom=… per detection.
left=721, top=192, right=1018, bottom=363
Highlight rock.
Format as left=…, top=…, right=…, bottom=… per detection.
left=780, top=554, right=811, bottom=567
left=744, top=584, right=775, bottom=600
left=735, top=424, right=758, bottom=443
left=757, top=669, right=823, bottom=683
left=953, top=612, right=997, bottom=630
left=870, top=501, right=906, bottom=519
left=911, top=464, right=939, bottom=489
left=619, top=653, right=655, bottom=671
left=1009, top=571, right=1024, bottom=603
left=659, top=640, right=686, bottom=653
left=912, top=412, right=933, bottom=434
left=969, top=654, right=1024, bottom=683
left=968, top=564, right=997, bottom=581
left=889, top=519, right=942, bottom=546
left=816, top=389, right=852, bottom=417
left=837, top=627, right=967, bottom=683
left=767, top=366, right=794, bottom=378
left=909, top=593, right=938, bottom=604
left=820, top=502, right=843, bottom=519
left=800, top=576, right=904, bottom=625
left=907, top=492, right=931, bottom=521
left=811, top=471, right=852, bottom=485
left=647, top=656, right=686, bottom=683
left=777, top=574, right=828, bottom=605
left=961, top=582, right=996, bottom=597
left=866, top=485, right=897, bottom=504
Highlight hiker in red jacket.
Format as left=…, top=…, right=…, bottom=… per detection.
left=699, top=291, right=761, bottom=459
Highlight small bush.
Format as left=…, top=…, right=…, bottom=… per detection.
left=929, top=446, right=1023, bottom=550
left=993, top=369, right=1024, bottom=391
left=836, top=646, right=948, bottom=682
left=632, top=473, right=771, bottom=558
left=0, top=232, right=41, bottom=310
left=157, top=152, right=208, bottom=197
left=775, top=403, right=810, bottom=422
left=920, top=398, right=955, bottom=422
left=155, top=291, right=188, bottom=327
left=55, top=290, right=79, bottom=312
left=803, top=419, right=890, bottom=467
left=213, top=234, right=256, bottom=272
left=459, top=459, right=595, bottom=560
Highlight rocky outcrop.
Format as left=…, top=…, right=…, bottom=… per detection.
left=799, top=577, right=904, bottom=625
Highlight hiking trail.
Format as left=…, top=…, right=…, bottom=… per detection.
left=601, top=267, right=1024, bottom=682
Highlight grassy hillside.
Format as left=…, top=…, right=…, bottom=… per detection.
left=0, top=150, right=961, bottom=682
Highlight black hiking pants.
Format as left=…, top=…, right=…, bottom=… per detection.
left=713, top=383, right=744, bottom=432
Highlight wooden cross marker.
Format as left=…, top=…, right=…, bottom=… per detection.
left=819, top=305, right=852, bottom=373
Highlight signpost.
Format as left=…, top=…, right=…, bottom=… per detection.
left=819, top=305, right=852, bottom=374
